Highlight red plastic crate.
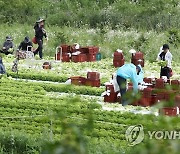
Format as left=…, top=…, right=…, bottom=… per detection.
left=60, top=45, right=71, bottom=52
left=155, top=79, right=165, bottom=89
left=139, top=97, right=152, bottom=107
left=131, top=58, right=144, bottom=67
left=171, top=80, right=180, bottom=85
left=55, top=53, right=71, bottom=62
left=80, top=47, right=88, bottom=53
left=85, top=79, right=100, bottom=87
left=171, top=80, right=180, bottom=90
left=104, top=92, right=118, bottom=103
left=87, top=54, right=96, bottom=62
left=113, top=59, right=125, bottom=68
left=71, top=76, right=86, bottom=86
left=151, top=94, right=158, bottom=105
left=159, top=107, right=178, bottom=116
left=175, top=95, right=180, bottom=107
left=113, top=51, right=124, bottom=60
left=105, top=84, right=115, bottom=93
left=143, top=88, right=153, bottom=98
left=80, top=46, right=99, bottom=55
left=132, top=52, right=144, bottom=59
left=71, top=54, right=87, bottom=63
left=87, top=72, right=100, bottom=80
left=143, top=78, right=152, bottom=84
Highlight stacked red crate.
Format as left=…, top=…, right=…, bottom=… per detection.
left=81, top=46, right=99, bottom=62
left=55, top=45, right=71, bottom=62
left=175, top=95, right=180, bottom=108
left=61, top=44, right=71, bottom=52
left=71, top=76, right=86, bottom=86
left=55, top=53, right=71, bottom=62
left=104, top=84, right=119, bottom=103
left=159, top=107, right=178, bottom=116
left=85, top=72, right=100, bottom=87
left=71, top=54, right=87, bottom=63
left=113, top=51, right=125, bottom=68
left=139, top=88, right=153, bottom=107
left=131, top=51, right=144, bottom=67
left=171, top=80, right=180, bottom=90
left=155, top=78, right=165, bottom=89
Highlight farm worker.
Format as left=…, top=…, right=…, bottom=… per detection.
left=33, top=18, right=48, bottom=59
left=116, top=64, right=143, bottom=106
left=16, top=36, right=33, bottom=59
left=157, top=44, right=172, bottom=79
left=0, top=57, right=6, bottom=74
left=0, top=36, right=14, bottom=55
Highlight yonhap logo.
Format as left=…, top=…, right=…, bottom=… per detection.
left=125, top=124, right=144, bottom=146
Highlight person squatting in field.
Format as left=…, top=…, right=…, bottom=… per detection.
left=16, top=36, right=33, bottom=59
left=33, top=18, right=48, bottom=59
left=0, top=36, right=14, bottom=55
left=116, top=63, right=143, bottom=106
left=157, top=44, right=172, bottom=79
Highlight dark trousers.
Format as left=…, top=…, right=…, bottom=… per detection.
left=160, top=67, right=170, bottom=79
left=116, top=75, right=127, bottom=106
left=34, top=39, right=43, bottom=59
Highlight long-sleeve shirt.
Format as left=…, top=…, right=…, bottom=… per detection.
left=34, top=24, right=47, bottom=40
left=17, top=41, right=33, bottom=51
left=117, top=64, right=139, bottom=92
left=3, top=41, right=14, bottom=50
left=157, top=50, right=172, bottom=68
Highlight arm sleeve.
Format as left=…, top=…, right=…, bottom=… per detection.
left=17, top=42, right=22, bottom=50
left=157, top=51, right=161, bottom=61
left=166, top=52, right=172, bottom=68
left=131, top=70, right=139, bottom=93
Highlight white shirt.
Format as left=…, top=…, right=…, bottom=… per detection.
left=157, top=48, right=172, bottom=68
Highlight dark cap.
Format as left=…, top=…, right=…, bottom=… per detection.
left=162, top=44, right=169, bottom=50
left=6, top=36, right=12, bottom=41
left=136, top=65, right=141, bottom=75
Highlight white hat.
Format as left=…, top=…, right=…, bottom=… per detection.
left=129, top=49, right=136, bottom=54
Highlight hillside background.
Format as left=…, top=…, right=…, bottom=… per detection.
left=0, top=0, right=180, bottom=61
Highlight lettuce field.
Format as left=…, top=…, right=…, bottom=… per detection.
left=0, top=0, right=180, bottom=153
left=0, top=56, right=179, bottom=154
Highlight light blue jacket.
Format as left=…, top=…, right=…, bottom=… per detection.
left=117, top=64, right=143, bottom=92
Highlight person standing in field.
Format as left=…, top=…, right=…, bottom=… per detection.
left=157, top=44, right=172, bottom=79
left=0, top=36, right=14, bottom=55
left=33, top=18, right=48, bottom=59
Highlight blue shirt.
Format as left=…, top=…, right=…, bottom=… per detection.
left=117, top=64, right=143, bottom=92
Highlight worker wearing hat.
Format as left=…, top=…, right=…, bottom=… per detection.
left=0, top=36, right=14, bottom=55
left=157, top=44, right=172, bottom=79
left=116, top=63, right=143, bottom=106
left=33, top=18, right=48, bottom=59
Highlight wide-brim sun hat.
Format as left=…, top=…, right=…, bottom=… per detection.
left=36, top=18, right=45, bottom=23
